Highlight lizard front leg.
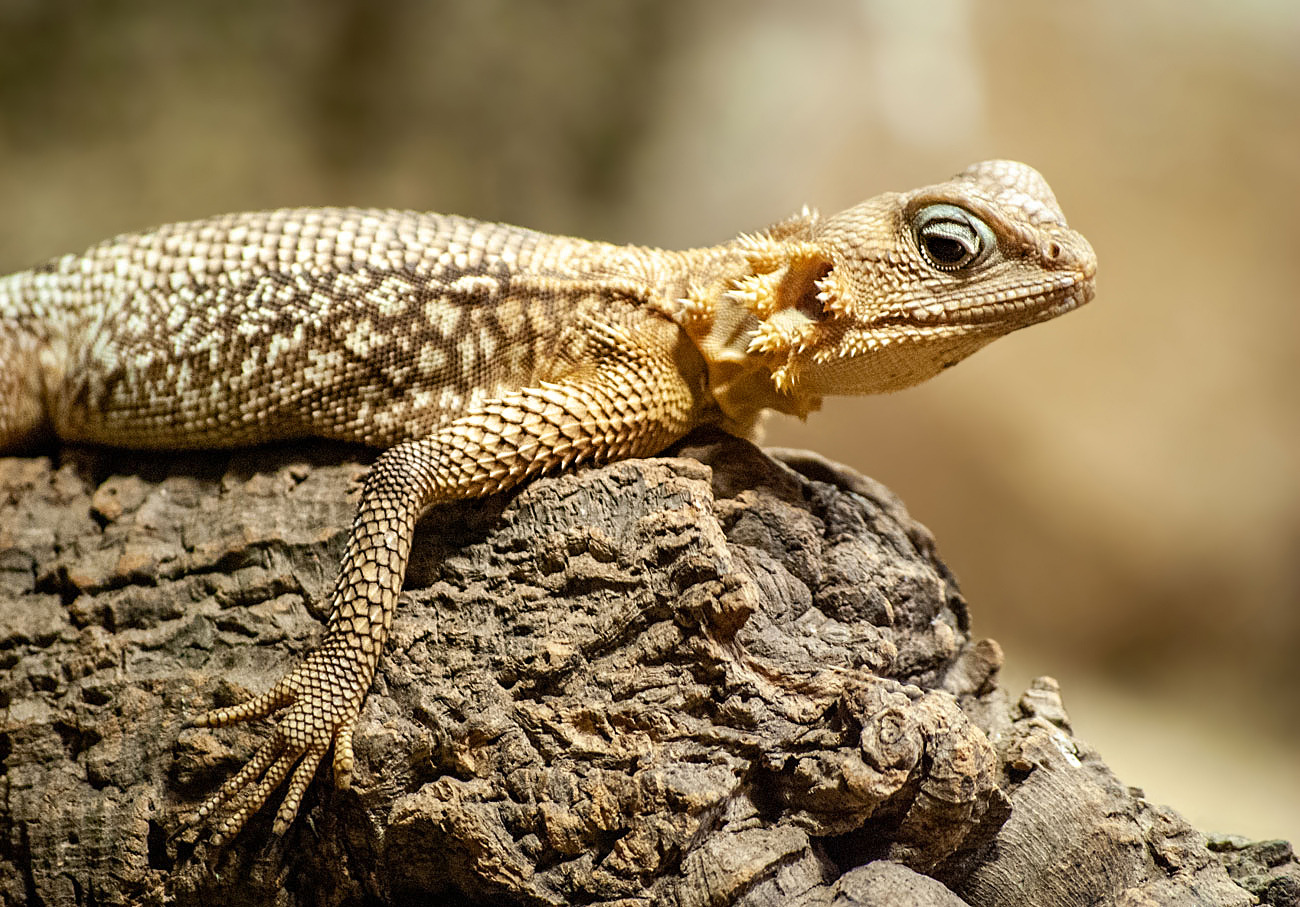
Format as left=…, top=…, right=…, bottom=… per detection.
left=187, top=322, right=702, bottom=842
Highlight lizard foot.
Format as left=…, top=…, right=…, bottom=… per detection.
left=186, top=648, right=366, bottom=843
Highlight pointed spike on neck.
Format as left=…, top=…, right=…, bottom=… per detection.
left=727, top=241, right=832, bottom=320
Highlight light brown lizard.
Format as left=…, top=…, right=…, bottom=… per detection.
left=0, top=160, right=1095, bottom=842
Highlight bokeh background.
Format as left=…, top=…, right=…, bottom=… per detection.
left=1, top=0, right=1295, bottom=841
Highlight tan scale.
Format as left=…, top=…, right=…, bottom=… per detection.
left=0, top=160, right=1096, bottom=842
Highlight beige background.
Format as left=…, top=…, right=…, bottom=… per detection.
left=1, top=0, right=1295, bottom=841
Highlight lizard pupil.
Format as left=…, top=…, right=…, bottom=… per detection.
left=924, top=234, right=971, bottom=266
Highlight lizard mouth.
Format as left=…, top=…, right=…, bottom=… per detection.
left=882, top=273, right=1095, bottom=331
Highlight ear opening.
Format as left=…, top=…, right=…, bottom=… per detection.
left=789, top=257, right=834, bottom=321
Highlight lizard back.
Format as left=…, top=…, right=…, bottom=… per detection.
left=0, top=207, right=678, bottom=450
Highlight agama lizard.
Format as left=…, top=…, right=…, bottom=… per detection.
left=0, top=160, right=1096, bottom=842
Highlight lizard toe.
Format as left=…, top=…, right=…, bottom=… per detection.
left=191, top=681, right=293, bottom=729
left=274, top=744, right=329, bottom=835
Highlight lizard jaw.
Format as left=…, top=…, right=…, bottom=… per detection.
left=887, top=275, right=1095, bottom=330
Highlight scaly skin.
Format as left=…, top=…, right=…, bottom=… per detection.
left=0, top=160, right=1095, bottom=841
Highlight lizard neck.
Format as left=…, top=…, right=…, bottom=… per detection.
left=653, top=247, right=823, bottom=440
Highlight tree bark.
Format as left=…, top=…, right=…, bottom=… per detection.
left=1, top=432, right=1294, bottom=906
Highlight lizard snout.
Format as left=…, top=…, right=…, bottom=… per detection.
left=1039, top=231, right=1097, bottom=281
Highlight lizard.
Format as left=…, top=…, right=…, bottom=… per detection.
left=0, top=159, right=1096, bottom=843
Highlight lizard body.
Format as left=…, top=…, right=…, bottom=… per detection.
left=0, top=160, right=1095, bottom=841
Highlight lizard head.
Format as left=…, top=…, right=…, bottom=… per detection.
left=729, top=160, right=1096, bottom=401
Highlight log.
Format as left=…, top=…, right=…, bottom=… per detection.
left=1, top=432, right=1294, bottom=906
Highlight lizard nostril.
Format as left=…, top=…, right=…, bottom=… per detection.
left=1043, top=240, right=1063, bottom=263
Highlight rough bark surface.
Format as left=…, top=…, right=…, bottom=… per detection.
left=0, top=432, right=1294, bottom=906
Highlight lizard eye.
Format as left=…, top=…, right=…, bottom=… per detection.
left=914, top=204, right=994, bottom=271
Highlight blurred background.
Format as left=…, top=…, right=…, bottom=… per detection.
left=1, top=0, right=1295, bottom=841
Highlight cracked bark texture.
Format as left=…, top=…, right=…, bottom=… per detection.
left=1, top=432, right=1294, bottom=907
